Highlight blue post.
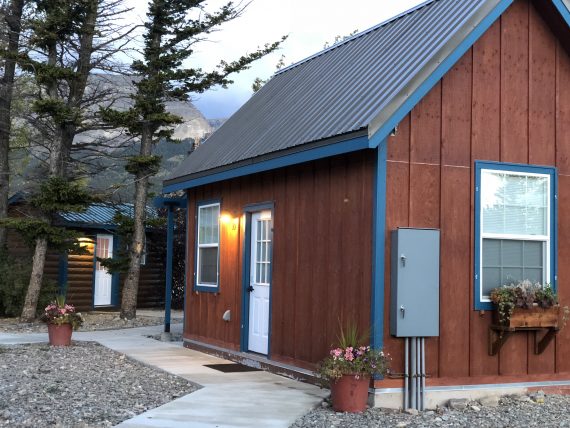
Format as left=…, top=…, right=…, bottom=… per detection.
left=164, top=205, right=174, bottom=333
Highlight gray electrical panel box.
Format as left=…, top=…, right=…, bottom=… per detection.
left=390, top=228, right=440, bottom=337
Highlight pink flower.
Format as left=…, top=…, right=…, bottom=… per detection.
left=344, top=347, right=354, bottom=361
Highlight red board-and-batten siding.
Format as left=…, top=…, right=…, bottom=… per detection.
left=184, top=0, right=570, bottom=382
left=385, top=1, right=570, bottom=386
left=185, top=153, right=374, bottom=368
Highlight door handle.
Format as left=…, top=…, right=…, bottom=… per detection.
left=247, top=286, right=254, bottom=292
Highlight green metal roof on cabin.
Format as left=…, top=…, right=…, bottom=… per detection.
left=165, top=0, right=570, bottom=188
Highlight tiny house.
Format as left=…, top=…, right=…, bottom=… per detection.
left=164, top=0, right=570, bottom=407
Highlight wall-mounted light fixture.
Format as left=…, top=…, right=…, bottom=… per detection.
left=220, top=211, right=239, bottom=231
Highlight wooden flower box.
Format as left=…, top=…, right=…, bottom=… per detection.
left=489, top=305, right=561, bottom=356
left=495, top=305, right=561, bottom=328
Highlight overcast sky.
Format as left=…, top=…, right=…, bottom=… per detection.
left=125, top=0, right=425, bottom=118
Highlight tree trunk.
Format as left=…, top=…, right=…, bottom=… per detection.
left=0, top=0, right=25, bottom=251
left=120, top=125, right=152, bottom=320
left=20, top=237, right=48, bottom=322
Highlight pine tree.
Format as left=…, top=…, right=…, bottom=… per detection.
left=13, top=0, right=134, bottom=321
left=0, top=0, right=26, bottom=251
left=100, top=0, right=285, bottom=319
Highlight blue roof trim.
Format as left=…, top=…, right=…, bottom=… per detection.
left=552, top=0, right=570, bottom=26
left=369, top=0, right=514, bottom=148
left=163, top=135, right=370, bottom=192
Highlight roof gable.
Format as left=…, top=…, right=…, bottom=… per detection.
left=165, top=0, right=570, bottom=190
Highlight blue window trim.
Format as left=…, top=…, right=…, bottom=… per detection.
left=194, top=199, right=221, bottom=293
left=474, top=161, right=558, bottom=310
left=240, top=202, right=275, bottom=355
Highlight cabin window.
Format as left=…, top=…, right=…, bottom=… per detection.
left=474, top=162, right=557, bottom=310
left=196, top=201, right=220, bottom=291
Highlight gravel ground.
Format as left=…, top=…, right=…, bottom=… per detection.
left=291, top=393, right=570, bottom=427
left=0, top=310, right=181, bottom=333
left=0, top=341, right=196, bottom=427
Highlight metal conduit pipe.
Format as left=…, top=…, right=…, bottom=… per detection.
left=410, top=338, right=416, bottom=410
left=404, top=337, right=409, bottom=410
left=421, top=338, right=426, bottom=411
left=416, top=337, right=421, bottom=408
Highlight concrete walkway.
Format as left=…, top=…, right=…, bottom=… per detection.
left=0, top=323, right=327, bottom=428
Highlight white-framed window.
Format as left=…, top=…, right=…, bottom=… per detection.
left=475, top=161, right=557, bottom=309
left=196, top=202, right=220, bottom=290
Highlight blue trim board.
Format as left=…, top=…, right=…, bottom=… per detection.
left=371, top=142, right=387, bottom=351
left=163, top=136, right=369, bottom=192
left=473, top=161, right=558, bottom=310
left=368, top=0, right=515, bottom=149
left=111, top=235, right=120, bottom=307
left=240, top=211, right=252, bottom=352
left=193, top=199, right=221, bottom=293
left=164, top=206, right=175, bottom=333
left=58, top=253, right=68, bottom=296
left=552, top=0, right=570, bottom=27
left=153, top=196, right=187, bottom=209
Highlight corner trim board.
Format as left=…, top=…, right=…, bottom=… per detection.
left=371, top=141, right=388, bottom=351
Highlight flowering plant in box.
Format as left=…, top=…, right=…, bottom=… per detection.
left=41, top=295, right=84, bottom=330
left=317, top=322, right=390, bottom=382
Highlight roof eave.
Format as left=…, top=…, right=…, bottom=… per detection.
left=163, top=130, right=369, bottom=192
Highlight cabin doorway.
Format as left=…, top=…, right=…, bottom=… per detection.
left=246, top=210, right=273, bottom=355
left=94, top=234, right=113, bottom=306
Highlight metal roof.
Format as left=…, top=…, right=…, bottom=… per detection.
left=164, top=0, right=508, bottom=185
left=57, top=203, right=157, bottom=228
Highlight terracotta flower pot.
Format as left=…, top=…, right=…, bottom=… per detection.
left=47, top=323, right=73, bottom=346
left=330, top=374, right=370, bottom=413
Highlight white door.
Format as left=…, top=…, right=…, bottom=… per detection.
left=248, top=211, right=272, bottom=354
left=94, top=234, right=113, bottom=306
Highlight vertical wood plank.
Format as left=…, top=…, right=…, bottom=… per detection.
left=388, top=114, right=411, bottom=163
left=294, top=163, right=314, bottom=362
left=270, top=172, right=286, bottom=358
left=472, top=20, right=501, bottom=162
left=383, top=161, right=410, bottom=374
left=327, top=156, right=346, bottom=348
left=556, top=41, right=570, bottom=175
left=439, top=167, right=471, bottom=377
left=556, top=176, right=570, bottom=372
left=411, top=83, right=442, bottom=165
left=528, top=6, right=556, bottom=167
left=280, top=168, right=299, bottom=359
left=500, top=1, right=530, bottom=164
left=442, top=52, right=473, bottom=167
left=310, top=160, right=331, bottom=362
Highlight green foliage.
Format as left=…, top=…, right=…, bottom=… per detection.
left=490, top=280, right=560, bottom=325
left=0, top=252, right=58, bottom=317
left=125, top=155, right=162, bottom=176
left=41, top=294, right=84, bottom=330
left=317, top=320, right=389, bottom=383
left=100, top=0, right=285, bottom=156
left=31, top=177, right=96, bottom=213
left=0, top=218, right=89, bottom=252
left=336, top=320, right=369, bottom=349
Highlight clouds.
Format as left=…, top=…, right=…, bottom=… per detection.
left=124, top=0, right=424, bottom=118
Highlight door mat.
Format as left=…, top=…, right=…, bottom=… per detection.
left=204, top=363, right=261, bottom=373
